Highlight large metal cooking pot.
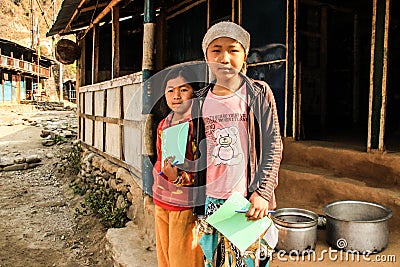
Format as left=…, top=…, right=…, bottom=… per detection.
left=271, top=208, right=319, bottom=253
left=323, top=200, right=392, bottom=253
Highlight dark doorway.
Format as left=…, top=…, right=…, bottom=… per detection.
left=385, top=0, right=400, bottom=152
left=166, top=3, right=206, bottom=65
left=299, top=0, right=372, bottom=146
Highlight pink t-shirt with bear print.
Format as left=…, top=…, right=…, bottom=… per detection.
left=202, top=84, right=248, bottom=199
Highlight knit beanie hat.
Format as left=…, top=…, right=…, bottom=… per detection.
left=202, top=21, right=250, bottom=74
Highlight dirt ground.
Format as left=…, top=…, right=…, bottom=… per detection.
left=0, top=107, right=113, bottom=267
left=2, top=106, right=398, bottom=267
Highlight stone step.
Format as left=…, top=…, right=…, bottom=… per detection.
left=277, top=163, right=400, bottom=227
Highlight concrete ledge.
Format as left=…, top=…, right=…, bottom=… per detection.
left=277, top=165, right=400, bottom=226
left=283, top=139, right=400, bottom=186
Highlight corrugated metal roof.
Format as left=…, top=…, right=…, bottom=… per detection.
left=47, top=0, right=147, bottom=37
left=46, top=0, right=82, bottom=37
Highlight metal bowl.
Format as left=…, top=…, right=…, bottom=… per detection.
left=323, top=200, right=392, bottom=253
left=272, top=208, right=319, bottom=253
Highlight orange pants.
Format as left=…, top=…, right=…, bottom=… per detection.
left=155, top=205, right=204, bottom=267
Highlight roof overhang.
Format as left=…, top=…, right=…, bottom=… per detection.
left=46, top=0, right=148, bottom=37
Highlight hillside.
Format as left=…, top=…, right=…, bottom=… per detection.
left=0, top=0, right=77, bottom=98
left=0, top=0, right=62, bottom=58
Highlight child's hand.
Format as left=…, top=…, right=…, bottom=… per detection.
left=246, top=191, right=269, bottom=221
left=162, top=158, right=178, bottom=181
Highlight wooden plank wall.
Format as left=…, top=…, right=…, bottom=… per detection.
left=78, top=72, right=143, bottom=175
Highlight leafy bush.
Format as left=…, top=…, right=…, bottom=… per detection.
left=74, top=182, right=128, bottom=229
left=67, top=142, right=82, bottom=175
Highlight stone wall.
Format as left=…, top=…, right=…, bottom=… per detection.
left=80, top=147, right=156, bottom=243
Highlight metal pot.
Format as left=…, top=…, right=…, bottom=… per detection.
left=271, top=208, right=319, bottom=253
left=323, top=200, right=392, bottom=253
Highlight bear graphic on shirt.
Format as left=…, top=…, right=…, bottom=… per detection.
left=212, top=126, right=243, bottom=165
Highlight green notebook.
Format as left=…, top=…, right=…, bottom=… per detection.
left=161, top=121, right=189, bottom=168
left=206, top=192, right=273, bottom=253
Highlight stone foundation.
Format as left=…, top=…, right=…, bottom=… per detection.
left=80, top=147, right=156, bottom=244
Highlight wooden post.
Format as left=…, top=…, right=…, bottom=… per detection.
left=285, top=0, right=295, bottom=138
left=142, top=0, right=156, bottom=195
left=379, top=0, right=390, bottom=151
left=207, top=0, right=210, bottom=28
left=290, top=0, right=298, bottom=139
left=103, top=88, right=107, bottom=152
left=368, top=0, right=390, bottom=151
left=77, top=35, right=85, bottom=141
left=92, top=25, right=99, bottom=84
left=77, top=35, right=85, bottom=88
left=155, top=10, right=166, bottom=71
left=320, top=7, right=328, bottom=129
left=237, top=0, right=242, bottom=25
left=368, top=0, right=377, bottom=151
left=31, top=0, right=35, bottom=49
left=119, top=86, right=124, bottom=161
left=112, top=6, right=120, bottom=79
left=353, top=12, right=360, bottom=124
left=92, top=90, right=95, bottom=147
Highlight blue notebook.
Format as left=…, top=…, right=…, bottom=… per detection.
left=161, top=121, right=189, bottom=168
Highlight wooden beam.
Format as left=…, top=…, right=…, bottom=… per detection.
left=112, top=6, right=120, bottom=79
left=207, top=0, right=210, bottom=28
left=368, top=0, right=388, bottom=151
left=353, top=12, right=360, bottom=124
left=80, top=2, right=108, bottom=13
left=155, top=10, right=166, bottom=70
left=103, top=87, right=107, bottom=152
left=81, top=0, right=124, bottom=38
left=166, top=0, right=200, bottom=14
left=119, top=86, right=124, bottom=161
left=231, top=0, right=234, bottom=22
left=61, top=0, right=87, bottom=34
left=166, top=0, right=205, bottom=20
left=78, top=112, right=123, bottom=125
left=81, top=142, right=142, bottom=179
left=92, top=24, right=99, bottom=84
left=77, top=36, right=86, bottom=88
left=92, top=87, right=95, bottom=147
left=320, top=6, right=327, bottom=128
left=284, top=0, right=289, bottom=137
left=237, top=0, right=242, bottom=25
left=379, top=0, right=391, bottom=151
left=368, top=0, right=377, bottom=151
left=292, top=0, right=298, bottom=140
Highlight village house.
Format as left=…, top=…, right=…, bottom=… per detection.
left=0, top=38, right=52, bottom=103
left=46, top=0, right=400, bottom=264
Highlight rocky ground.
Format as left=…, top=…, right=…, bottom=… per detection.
left=0, top=105, right=113, bottom=267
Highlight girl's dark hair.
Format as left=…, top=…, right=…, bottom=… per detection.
left=161, top=65, right=200, bottom=92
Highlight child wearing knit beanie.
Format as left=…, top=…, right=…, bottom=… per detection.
left=195, top=21, right=282, bottom=267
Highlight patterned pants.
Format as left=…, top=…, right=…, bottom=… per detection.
left=198, top=197, right=271, bottom=267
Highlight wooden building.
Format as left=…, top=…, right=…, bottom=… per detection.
left=46, top=0, right=398, bottom=193
left=0, top=38, right=52, bottom=103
